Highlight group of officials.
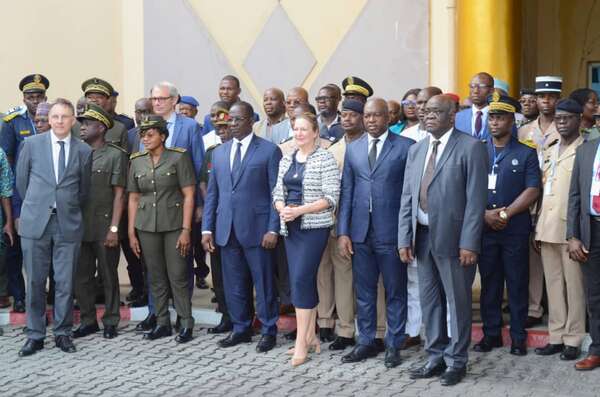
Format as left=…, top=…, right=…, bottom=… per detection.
left=1, top=70, right=600, bottom=386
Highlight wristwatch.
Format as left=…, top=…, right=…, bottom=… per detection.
left=109, top=225, right=119, bottom=233
left=499, top=210, right=508, bottom=220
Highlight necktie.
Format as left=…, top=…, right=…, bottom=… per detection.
left=474, top=111, right=483, bottom=138
left=231, top=141, right=242, bottom=182
left=57, top=141, right=66, bottom=181
left=419, top=140, right=440, bottom=213
left=594, top=163, right=600, bottom=213
left=368, top=138, right=380, bottom=170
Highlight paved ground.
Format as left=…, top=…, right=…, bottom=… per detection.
left=0, top=323, right=599, bottom=397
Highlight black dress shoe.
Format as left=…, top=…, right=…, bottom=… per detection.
left=535, top=343, right=564, bottom=356
left=473, top=336, right=503, bottom=352
left=341, top=344, right=378, bottom=363
left=18, top=339, right=44, bottom=357
left=409, top=361, right=447, bottom=379
left=384, top=347, right=402, bottom=368
left=440, top=367, right=466, bottom=386
left=175, top=328, right=193, bottom=343
left=196, top=277, right=209, bottom=289
left=218, top=331, right=252, bottom=348
left=510, top=341, right=527, bottom=356
left=135, top=314, right=156, bottom=332
left=560, top=346, right=580, bottom=361
left=284, top=329, right=297, bottom=341
left=256, top=334, right=276, bottom=352
left=103, top=325, right=118, bottom=339
left=55, top=335, right=76, bottom=353
left=143, top=325, right=172, bottom=340
left=374, top=338, right=385, bottom=353
left=319, top=328, right=335, bottom=343
left=525, top=316, right=543, bottom=328
left=73, top=323, right=100, bottom=338
left=207, top=318, right=233, bottom=334
left=329, top=336, right=355, bottom=351
left=13, top=299, right=25, bottom=313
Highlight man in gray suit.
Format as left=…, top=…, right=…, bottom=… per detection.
left=398, top=95, right=488, bottom=386
left=16, top=98, right=92, bottom=357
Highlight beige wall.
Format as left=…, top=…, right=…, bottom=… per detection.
left=0, top=0, right=140, bottom=115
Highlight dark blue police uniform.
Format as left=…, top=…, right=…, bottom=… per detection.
left=478, top=136, right=540, bottom=343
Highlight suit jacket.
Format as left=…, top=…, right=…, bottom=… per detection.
left=16, top=132, right=92, bottom=241
left=138, top=114, right=205, bottom=177
left=455, top=108, right=489, bottom=141
left=398, top=129, right=488, bottom=255
left=337, top=132, right=415, bottom=244
left=202, top=134, right=282, bottom=247
left=567, top=138, right=600, bottom=249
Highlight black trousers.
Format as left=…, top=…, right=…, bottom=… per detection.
left=210, top=247, right=229, bottom=321
left=582, top=219, right=600, bottom=356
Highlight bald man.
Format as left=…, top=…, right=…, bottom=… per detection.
left=254, top=88, right=291, bottom=144
left=399, top=95, right=488, bottom=386
left=338, top=97, right=415, bottom=368
left=455, top=72, right=494, bottom=140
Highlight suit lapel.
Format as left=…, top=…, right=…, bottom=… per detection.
left=430, top=130, right=460, bottom=183
left=412, top=137, right=429, bottom=196
left=170, top=115, right=183, bottom=148
left=44, top=132, right=57, bottom=185
left=356, top=134, right=370, bottom=175
left=371, top=133, right=395, bottom=174
left=58, top=137, right=77, bottom=184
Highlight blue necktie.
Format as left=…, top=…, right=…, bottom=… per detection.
left=57, top=141, right=66, bottom=180
left=232, top=142, right=242, bottom=182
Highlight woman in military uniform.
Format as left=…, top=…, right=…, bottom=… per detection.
left=127, top=115, right=196, bottom=343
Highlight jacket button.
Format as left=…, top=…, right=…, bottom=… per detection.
left=153, top=203, right=156, bottom=207
left=151, top=180, right=155, bottom=184
left=492, top=204, right=497, bottom=208
left=492, top=190, right=496, bottom=194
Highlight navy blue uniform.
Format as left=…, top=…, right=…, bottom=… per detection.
left=478, top=136, right=540, bottom=343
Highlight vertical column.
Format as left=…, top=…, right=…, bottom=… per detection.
left=429, top=0, right=457, bottom=93
left=121, top=0, right=145, bottom=116
left=456, top=0, right=521, bottom=98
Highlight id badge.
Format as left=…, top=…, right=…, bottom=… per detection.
left=488, top=173, right=497, bottom=190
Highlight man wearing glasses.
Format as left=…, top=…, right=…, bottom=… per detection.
left=316, top=85, right=344, bottom=141
left=455, top=72, right=494, bottom=140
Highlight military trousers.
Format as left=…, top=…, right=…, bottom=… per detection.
left=75, top=241, right=121, bottom=327
left=138, top=229, right=194, bottom=328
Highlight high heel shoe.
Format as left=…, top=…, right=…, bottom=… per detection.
left=287, top=341, right=321, bottom=355
left=291, top=355, right=309, bottom=367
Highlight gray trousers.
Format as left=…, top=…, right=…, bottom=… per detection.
left=75, top=241, right=121, bottom=327
left=415, top=225, right=475, bottom=369
left=22, top=215, right=81, bottom=340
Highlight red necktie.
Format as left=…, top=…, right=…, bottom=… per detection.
left=594, top=164, right=600, bottom=212
left=474, top=111, right=483, bottom=138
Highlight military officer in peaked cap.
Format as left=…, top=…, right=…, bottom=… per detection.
left=72, top=104, right=128, bottom=340
left=341, top=76, right=374, bottom=104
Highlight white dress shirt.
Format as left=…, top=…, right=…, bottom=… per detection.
left=470, top=105, right=489, bottom=136
left=402, top=124, right=428, bottom=142
left=367, top=130, right=388, bottom=160
left=417, top=128, right=453, bottom=225
left=165, top=112, right=177, bottom=148
left=230, top=132, right=254, bottom=170
left=50, top=130, right=71, bottom=184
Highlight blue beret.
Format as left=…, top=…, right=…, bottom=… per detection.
left=112, top=90, right=119, bottom=97
left=556, top=98, right=583, bottom=114
left=341, top=99, right=364, bottom=114
left=180, top=95, right=199, bottom=107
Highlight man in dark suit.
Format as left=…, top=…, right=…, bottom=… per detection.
left=398, top=95, right=488, bottom=386
left=16, top=98, right=93, bottom=356
left=202, top=101, right=281, bottom=353
left=337, top=98, right=414, bottom=368
left=455, top=72, right=494, bottom=140
left=567, top=136, right=600, bottom=371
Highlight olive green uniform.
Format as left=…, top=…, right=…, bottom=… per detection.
left=72, top=119, right=128, bottom=150
left=74, top=143, right=128, bottom=327
left=128, top=148, right=196, bottom=328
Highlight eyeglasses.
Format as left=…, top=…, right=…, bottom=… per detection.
left=469, top=84, right=493, bottom=90
left=150, top=96, right=172, bottom=103
left=315, top=96, right=336, bottom=102
left=401, top=100, right=417, bottom=106
left=229, top=116, right=249, bottom=124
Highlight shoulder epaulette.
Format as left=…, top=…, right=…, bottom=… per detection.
left=130, top=151, right=147, bottom=160
left=280, top=136, right=293, bottom=144
left=327, top=136, right=339, bottom=145
left=2, top=106, right=26, bottom=122
left=206, top=143, right=221, bottom=151
left=547, top=139, right=559, bottom=148
left=107, top=142, right=127, bottom=154
left=167, top=147, right=187, bottom=153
